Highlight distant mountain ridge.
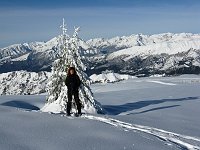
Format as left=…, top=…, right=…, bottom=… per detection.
left=1, top=33, right=200, bottom=76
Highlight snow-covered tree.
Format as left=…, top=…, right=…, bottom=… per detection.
left=68, top=27, right=104, bottom=114
left=42, top=19, right=104, bottom=114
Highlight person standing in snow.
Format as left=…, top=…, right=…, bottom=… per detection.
left=65, top=67, right=82, bottom=116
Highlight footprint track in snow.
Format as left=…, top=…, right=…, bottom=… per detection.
left=17, top=108, right=200, bottom=150
left=82, top=114, right=200, bottom=150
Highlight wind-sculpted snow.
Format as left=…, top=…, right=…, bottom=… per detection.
left=146, top=80, right=176, bottom=85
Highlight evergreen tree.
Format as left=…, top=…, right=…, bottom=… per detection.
left=42, top=19, right=104, bottom=114
left=44, top=19, right=69, bottom=107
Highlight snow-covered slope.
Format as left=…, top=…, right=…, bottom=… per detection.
left=87, top=33, right=200, bottom=54
left=0, top=71, right=50, bottom=95
left=0, top=75, right=200, bottom=150
left=107, top=36, right=200, bottom=60
left=0, top=43, right=32, bottom=59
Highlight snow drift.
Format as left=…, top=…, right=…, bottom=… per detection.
left=89, top=72, right=136, bottom=83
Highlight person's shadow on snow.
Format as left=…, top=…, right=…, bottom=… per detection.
left=103, top=96, right=200, bottom=115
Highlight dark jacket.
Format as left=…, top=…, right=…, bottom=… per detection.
left=65, top=74, right=81, bottom=94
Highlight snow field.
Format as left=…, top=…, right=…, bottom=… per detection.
left=0, top=75, right=200, bottom=150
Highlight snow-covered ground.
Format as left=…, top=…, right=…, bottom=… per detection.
left=0, top=75, right=200, bottom=150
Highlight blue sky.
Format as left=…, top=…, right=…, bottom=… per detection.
left=0, top=0, right=200, bottom=48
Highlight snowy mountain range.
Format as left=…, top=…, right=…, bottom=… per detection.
left=87, top=33, right=200, bottom=76
left=0, top=33, right=200, bottom=76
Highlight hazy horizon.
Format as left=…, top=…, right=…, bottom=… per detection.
left=1, top=0, right=200, bottom=48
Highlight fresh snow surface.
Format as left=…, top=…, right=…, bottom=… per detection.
left=0, top=75, right=200, bottom=150
left=41, top=98, right=98, bottom=115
